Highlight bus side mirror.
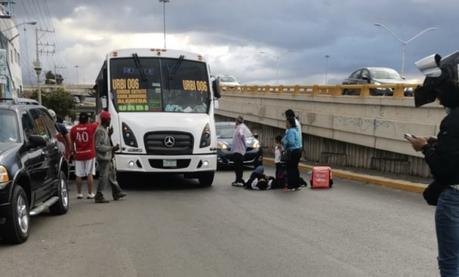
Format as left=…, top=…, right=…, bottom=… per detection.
left=212, top=79, right=221, bottom=99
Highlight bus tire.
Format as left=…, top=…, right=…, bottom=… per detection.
left=117, top=172, right=129, bottom=187
left=198, top=171, right=214, bottom=187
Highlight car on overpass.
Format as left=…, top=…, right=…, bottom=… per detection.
left=216, top=122, right=263, bottom=168
left=217, top=75, right=241, bottom=91
left=342, top=67, right=414, bottom=96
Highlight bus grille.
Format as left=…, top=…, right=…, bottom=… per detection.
left=144, top=131, right=194, bottom=155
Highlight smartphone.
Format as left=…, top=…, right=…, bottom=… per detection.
left=404, top=133, right=415, bottom=139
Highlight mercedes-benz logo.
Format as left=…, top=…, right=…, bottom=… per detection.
left=164, top=136, right=176, bottom=148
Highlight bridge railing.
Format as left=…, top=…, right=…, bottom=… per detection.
left=221, top=83, right=420, bottom=97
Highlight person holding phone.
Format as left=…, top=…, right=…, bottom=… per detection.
left=406, top=109, right=459, bottom=276
left=94, top=111, right=126, bottom=203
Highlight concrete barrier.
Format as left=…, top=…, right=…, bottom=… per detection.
left=263, top=157, right=427, bottom=193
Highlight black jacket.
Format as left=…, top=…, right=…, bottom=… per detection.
left=423, top=108, right=459, bottom=185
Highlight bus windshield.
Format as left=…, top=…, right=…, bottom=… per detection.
left=110, top=57, right=210, bottom=113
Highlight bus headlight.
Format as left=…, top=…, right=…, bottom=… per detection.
left=0, top=166, right=10, bottom=189
left=122, top=123, right=138, bottom=148
left=200, top=123, right=211, bottom=148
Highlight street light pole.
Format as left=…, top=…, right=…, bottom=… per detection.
left=74, top=65, right=79, bottom=84
left=324, top=55, right=330, bottom=84
left=34, top=27, right=42, bottom=104
left=159, top=0, right=170, bottom=49
left=374, top=23, right=438, bottom=78
left=275, top=55, right=280, bottom=84
left=0, top=21, right=37, bottom=33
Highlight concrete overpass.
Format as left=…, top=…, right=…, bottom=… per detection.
left=216, top=84, right=440, bottom=177
left=23, top=84, right=94, bottom=98
left=22, top=84, right=96, bottom=117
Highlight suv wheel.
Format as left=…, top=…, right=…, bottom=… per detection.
left=2, top=186, right=29, bottom=244
left=49, top=171, right=69, bottom=215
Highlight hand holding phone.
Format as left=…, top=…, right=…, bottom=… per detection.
left=404, top=133, right=415, bottom=140
left=404, top=134, right=428, bottom=152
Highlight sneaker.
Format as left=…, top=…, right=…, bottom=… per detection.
left=76, top=193, right=84, bottom=199
left=95, top=197, right=110, bottom=204
left=95, top=192, right=110, bottom=204
left=87, top=193, right=96, bottom=199
left=113, top=191, right=127, bottom=201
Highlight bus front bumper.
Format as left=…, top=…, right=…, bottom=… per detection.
left=115, top=154, right=217, bottom=173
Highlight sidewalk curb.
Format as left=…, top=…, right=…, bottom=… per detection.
left=263, top=158, right=427, bottom=193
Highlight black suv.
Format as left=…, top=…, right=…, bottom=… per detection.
left=0, top=99, right=69, bottom=244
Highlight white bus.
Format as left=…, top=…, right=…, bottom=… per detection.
left=94, top=48, right=221, bottom=186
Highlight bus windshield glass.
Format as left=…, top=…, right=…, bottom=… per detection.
left=110, top=57, right=210, bottom=113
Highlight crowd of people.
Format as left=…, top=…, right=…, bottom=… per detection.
left=230, top=109, right=304, bottom=191
left=52, top=110, right=126, bottom=204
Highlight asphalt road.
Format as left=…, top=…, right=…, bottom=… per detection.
left=0, top=167, right=438, bottom=277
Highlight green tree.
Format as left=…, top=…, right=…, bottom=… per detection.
left=45, top=70, right=56, bottom=85
left=32, top=88, right=75, bottom=118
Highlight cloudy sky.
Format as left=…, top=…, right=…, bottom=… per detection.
left=13, top=0, right=459, bottom=85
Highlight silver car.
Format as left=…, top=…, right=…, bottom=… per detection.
left=342, top=67, right=414, bottom=96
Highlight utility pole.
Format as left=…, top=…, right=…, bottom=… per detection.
left=54, top=65, right=66, bottom=75
left=34, top=27, right=55, bottom=104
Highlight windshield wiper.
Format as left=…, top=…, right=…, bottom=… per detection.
left=168, top=55, right=185, bottom=80
left=165, top=55, right=185, bottom=90
left=132, top=53, right=147, bottom=81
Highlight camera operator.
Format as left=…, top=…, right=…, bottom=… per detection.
left=407, top=51, right=459, bottom=276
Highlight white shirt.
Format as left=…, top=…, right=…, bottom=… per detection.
left=274, top=145, right=282, bottom=163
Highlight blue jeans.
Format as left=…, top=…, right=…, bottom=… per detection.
left=436, top=187, right=459, bottom=276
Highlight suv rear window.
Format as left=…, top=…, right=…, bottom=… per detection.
left=0, top=109, right=19, bottom=143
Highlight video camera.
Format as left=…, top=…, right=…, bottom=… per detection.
left=414, top=51, right=459, bottom=107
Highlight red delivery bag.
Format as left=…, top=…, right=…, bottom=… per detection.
left=310, top=166, right=333, bottom=189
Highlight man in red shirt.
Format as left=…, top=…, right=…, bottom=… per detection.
left=70, top=112, right=99, bottom=199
